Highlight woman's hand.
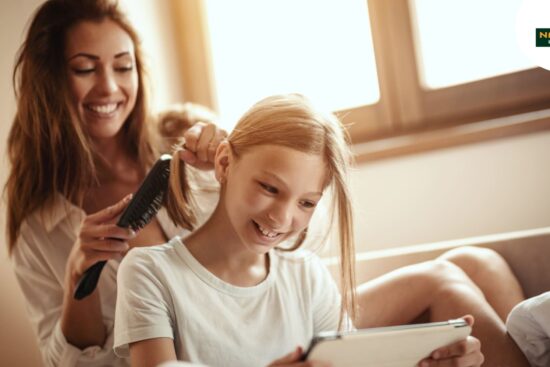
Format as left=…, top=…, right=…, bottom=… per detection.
left=179, top=121, right=227, bottom=171
left=267, top=347, right=332, bottom=367
left=417, top=315, right=484, bottom=367
left=65, top=194, right=137, bottom=288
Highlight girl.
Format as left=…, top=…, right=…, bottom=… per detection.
left=113, top=94, right=483, bottom=367
left=6, top=1, right=224, bottom=366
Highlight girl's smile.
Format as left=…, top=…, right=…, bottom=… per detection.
left=219, top=144, right=326, bottom=255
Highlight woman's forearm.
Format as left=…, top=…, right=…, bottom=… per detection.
left=60, top=276, right=106, bottom=349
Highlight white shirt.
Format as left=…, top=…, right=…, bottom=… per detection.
left=114, top=238, right=343, bottom=367
left=507, top=291, right=550, bottom=367
left=11, top=189, right=216, bottom=367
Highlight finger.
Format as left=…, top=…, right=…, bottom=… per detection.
left=86, top=194, right=133, bottom=223
left=178, top=148, right=197, bottom=166
left=183, top=121, right=207, bottom=152
left=418, top=350, right=484, bottom=367
left=194, top=122, right=216, bottom=162
left=82, top=223, right=136, bottom=241
left=85, top=249, right=129, bottom=266
left=461, top=314, right=475, bottom=326
left=82, top=239, right=130, bottom=253
left=268, top=347, right=302, bottom=366
left=431, top=337, right=480, bottom=360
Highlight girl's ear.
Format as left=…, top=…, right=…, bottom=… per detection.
left=214, top=141, right=232, bottom=184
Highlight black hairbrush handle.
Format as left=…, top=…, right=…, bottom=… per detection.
left=73, top=261, right=107, bottom=300
left=72, top=154, right=171, bottom=300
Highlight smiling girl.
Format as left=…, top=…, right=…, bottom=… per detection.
left=113, top=94, right=484, bottom=367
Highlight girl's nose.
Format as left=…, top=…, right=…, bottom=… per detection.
left=266, top=202, right=293, bottom=230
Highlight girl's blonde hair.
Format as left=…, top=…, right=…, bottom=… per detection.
left=167, top=94, right=357, bottom=327
left=6, top=0, right=156, bottom=254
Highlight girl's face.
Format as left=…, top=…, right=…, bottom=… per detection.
left=218, top=144, right=327, bottom=255
left=65, top=19, right=138, bottom=142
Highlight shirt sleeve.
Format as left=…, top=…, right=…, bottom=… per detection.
left=114, top=248, right=175, bottom=357
left=506, top=291, right=550, bottom=367
left=11, top=222, right=118, bottom=367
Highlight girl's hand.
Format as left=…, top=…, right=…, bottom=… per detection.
left=267, top=346, right=332, bottom=367
left=65, top=194, right=137, bottom=288
left=417, top=315, right=484, bottom=367
left=179, top=121, right=227, bottom=171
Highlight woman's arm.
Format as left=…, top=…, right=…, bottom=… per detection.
left=61, top=194, right=135, bottom=348
left=130, top=338, right=177, bottom=367
left=11, top=196, right=134, bottom=366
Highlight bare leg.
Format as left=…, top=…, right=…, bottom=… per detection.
left=438, top=246, right=525, bottom=321
left=355, top=260, right=529, bottom=367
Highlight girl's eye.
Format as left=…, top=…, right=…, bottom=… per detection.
left=259, top=182, right=278, bottom=194
left=300, top=200, right=317, bottom=209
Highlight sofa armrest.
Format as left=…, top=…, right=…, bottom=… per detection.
left=334, top=227, right=550, bottom=298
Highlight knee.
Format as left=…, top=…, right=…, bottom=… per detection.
left=438, top=246, right=508, bottom=277
left=426, top=259, right=490, bottom=299
left=419, top=259, right=478, bottom=292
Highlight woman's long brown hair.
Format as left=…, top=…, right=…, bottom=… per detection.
left=5, top=0, right=157, bottom=254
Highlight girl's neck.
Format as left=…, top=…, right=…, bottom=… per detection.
left=184, top=201, right=269, bottom=287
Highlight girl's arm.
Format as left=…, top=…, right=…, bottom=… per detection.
left=130, top=338, right=177, bottom=367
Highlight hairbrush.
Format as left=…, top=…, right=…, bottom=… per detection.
left=73, top=154, right=172, bottom=300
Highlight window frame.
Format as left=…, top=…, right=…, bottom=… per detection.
left=170, top=0, right=550, bottom=160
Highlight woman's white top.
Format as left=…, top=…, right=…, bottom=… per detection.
left=507, top=291, right=550, bottom=367
left=114, top=238, right=344, bottom=367
left=11, top=191, right=214, bottom=367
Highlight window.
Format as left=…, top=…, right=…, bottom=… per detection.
left=171, top=0, right=550, bottom=159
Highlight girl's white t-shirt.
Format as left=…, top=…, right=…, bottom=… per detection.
left=114, top=237, right=343, bottom=367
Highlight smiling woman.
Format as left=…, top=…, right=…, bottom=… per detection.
left=5, top=0, right=225, bottom=366
left=65, top=19, right=138, bottom=141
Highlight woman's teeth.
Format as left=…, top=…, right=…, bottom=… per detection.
left=256, top=223, right=279, bottom=238
left=87, top=103, right=118, bottom=114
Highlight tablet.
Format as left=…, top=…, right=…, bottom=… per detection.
left=303, top=319, right=471, bottom=367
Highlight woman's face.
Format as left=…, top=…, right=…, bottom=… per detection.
left=219, top=144, right=327, bottom=255
left=65, top=19, right=138, bottom=142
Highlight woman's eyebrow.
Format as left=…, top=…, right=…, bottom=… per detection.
left=67, top=51, right=131, bottom=61
left=67, top=52, right=99, bottom=61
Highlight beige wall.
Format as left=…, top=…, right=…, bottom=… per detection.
left=351, top=130, right=550, bottom=252
left=2, top=1, right=550, bottom=366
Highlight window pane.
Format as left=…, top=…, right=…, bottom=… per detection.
left=204, top=0, right=379, bottom=131
left=411, top=0, right=534, bottom=89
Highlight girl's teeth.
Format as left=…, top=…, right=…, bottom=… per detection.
left=89, top=103, right=118, bottom=114
left=257, top=223, right=278, bottom=238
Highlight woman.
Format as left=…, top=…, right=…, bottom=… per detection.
left=6, top=0, right=224, bottom=366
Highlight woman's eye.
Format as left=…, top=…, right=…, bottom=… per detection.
left=259, top=182, right=278, bottom=194
left=72, top=68, right=94, bottom=75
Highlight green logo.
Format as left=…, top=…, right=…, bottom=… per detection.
left=536, top=28, right=550, bottom=47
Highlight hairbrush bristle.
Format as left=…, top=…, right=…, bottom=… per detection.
left=117, top=154, right=172, bottom=230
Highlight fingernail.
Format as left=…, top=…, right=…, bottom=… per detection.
left=432, top=351, right=440, bottom=359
